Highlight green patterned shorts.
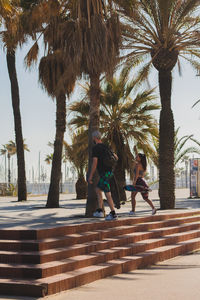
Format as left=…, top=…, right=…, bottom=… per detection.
left=97, top=171, right=113, bottom=193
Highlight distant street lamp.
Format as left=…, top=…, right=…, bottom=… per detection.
left=7, top=153, right=11, bottom=186
left=182, top=156, right=189, bottom=188
left=185, top=160, right=189, bottom=188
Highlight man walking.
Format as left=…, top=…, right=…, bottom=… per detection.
left=88, top=131, right=118, bottom=220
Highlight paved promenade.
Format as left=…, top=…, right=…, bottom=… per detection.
left=0, top=188, right=200, bottom=300
left=0, top=188, right=199, bottom=230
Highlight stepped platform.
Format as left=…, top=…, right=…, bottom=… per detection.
left=0, top=209, right=200, bottom=298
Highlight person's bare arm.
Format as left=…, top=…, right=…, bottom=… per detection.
left=88, top=157, right=98, bottom=184
left=114, top=153, right=118, bottom=160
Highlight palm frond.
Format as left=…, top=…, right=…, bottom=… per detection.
left=191, top=99, right=200, bottom=108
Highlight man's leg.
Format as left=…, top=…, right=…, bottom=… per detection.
left=95, top=187, right=103, bottom=209
left=97, top=172, right=117, bottom=220
left=105, top=191, right=117, bottom=220
left=93, top=187, right=104, bottom=218
left=105, top=191, right=115, bottom=211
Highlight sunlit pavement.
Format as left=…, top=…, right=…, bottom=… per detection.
left=0, top=188, right=199, bottom=230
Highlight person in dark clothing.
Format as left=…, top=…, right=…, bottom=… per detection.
left=88, top=131, right=118, bottom=220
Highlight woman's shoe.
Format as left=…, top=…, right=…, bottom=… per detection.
left=129, top=211, right=136, bottom=216
left=152, top=208, right=157, bottom=215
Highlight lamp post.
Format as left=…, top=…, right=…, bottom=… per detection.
left=7, top=153, right=11, bottom=187
left=185, top=159, right=189, bottom=188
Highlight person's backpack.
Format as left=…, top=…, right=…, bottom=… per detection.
left=103, top=146, right=118, bottom=169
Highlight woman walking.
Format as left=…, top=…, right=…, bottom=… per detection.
left=128, top=153, right=157, bottom=216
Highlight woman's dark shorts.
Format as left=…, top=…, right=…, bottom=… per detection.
left=97, top=171, right=113, bottom=193
left=134, top=177, right=149, bottom=200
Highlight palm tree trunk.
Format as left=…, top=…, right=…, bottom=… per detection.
left=6, top=50, right=27, bottom=201
left=113, top=160, right=127, bottom=204
left=159, top=70, right=175, bottom=209
left=46, top=93, right=66, bottom=208
left=85, top=73, right=100, bottom=217
left=113, top=130, right=127, bottom=204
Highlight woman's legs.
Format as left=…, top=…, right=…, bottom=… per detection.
left=142, top=193, right=156, bottom=214
left=131, top=191, right=137, bottom=212
left=144, top=197, right=155, bottom=209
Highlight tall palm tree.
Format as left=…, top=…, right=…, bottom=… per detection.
left=25, top=0, right=120, bottom=211
left=115, top=0, right=200, bottom=209
left=0, top=1, right=29, bottom=201
left=63, top=130, right=88, bottom=199
left=25, top=1, right=78, bottom=207
left=39, top=54, right=75, bottom=207
left=72, top=0, right=121, bottom=216
left=69, top=72, right=159, bottom=203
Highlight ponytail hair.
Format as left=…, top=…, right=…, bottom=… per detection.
left=138, top=153, right=147, bottom=171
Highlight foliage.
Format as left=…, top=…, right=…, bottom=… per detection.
left=150, top=127, right=200, bottom=168
left=63, top=129, right=88, bottom=177
left=114, top=0, right=200, bottom=209
left=44, top=153, right=53, bottom=165
left=69, top=70, right=159, bottom=170
left=115, top=0, right=200, bottom=77
left=0, top=140, right=29, bottom=157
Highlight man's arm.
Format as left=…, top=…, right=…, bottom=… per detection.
left=113, top=153, right=118, bottom=160
left=88, top=157, right=98, bottom=184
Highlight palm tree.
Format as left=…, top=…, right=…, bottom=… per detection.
left=25, top=0, right=121, bottom=212
left=100, top=74, right=159, bottom=203
left=151, top=128, right=200, bottom=169
left=69, top=72, right=159, bottom=203
left=0, top=140, right=29, bottom=187
left=114, top=0, right=200, bottom=209
left=39, top=55, right=75, bottom=207
left=63, top=130, right=88, bottom=199
left=25, top=0, right=120, bottom=211
left=26, top=2, right=79, bottom=207
left=72, top=0, right=121, bottom=216
left=0, top=1, right=29, bottom=201
left=174, top=129, right=200, bottom=167
left=44, top=154, right=53, bottom=165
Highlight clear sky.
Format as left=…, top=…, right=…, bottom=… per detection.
left=0, top=43, right=200, bottom=182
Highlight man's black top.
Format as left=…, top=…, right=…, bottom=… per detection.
left=92, top=143, right=112, bottom=175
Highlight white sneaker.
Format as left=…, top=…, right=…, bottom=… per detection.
left=152, top=208, right=157, bottom=215
left=105, top=212, right=118, bottom=221
left=93, top=210, right=104, bottom=218
left=129, top=211, right=136, bottom=216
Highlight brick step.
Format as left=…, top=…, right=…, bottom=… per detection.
left=1, top=237, right=200, bottom=297
left=1, top=215, right=200, bottom=253
left=1, top=211, right=200, bottom=241
left=1, top=229, right=200, bottom=279
left=0, top=231, right=101, bottom=252
left=1, top=218, right=200, bottom=264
